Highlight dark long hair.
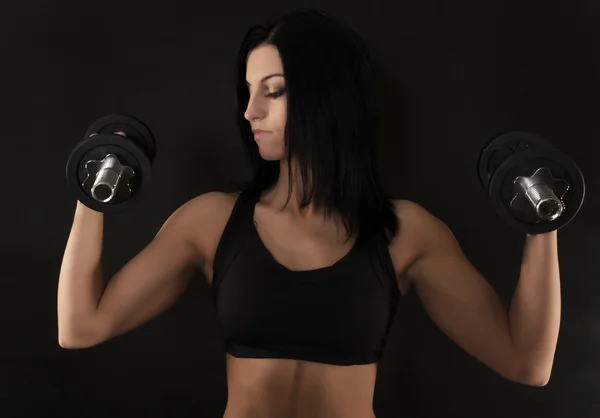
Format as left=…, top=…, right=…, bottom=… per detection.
left=233, top=9, right=398, bottom=245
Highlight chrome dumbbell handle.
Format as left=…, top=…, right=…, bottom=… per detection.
left=82, top=154, right=135, bottom=203
left=510, top=167, right=569, bottom=223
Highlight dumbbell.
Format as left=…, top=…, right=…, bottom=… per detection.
left=65, top=114, right=156, bottom=213
left=478, top=131, right=585, bottom=234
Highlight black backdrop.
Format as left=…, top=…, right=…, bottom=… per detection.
left=2, top=1, right=599, bottom=417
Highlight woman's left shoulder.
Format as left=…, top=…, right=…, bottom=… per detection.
left=386, top=199, right=459, bottom=291
left=390, top=198, right=441, bottom=227
left=388, top=199, right=457, bottom=259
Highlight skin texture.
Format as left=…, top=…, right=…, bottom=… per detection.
left=57, top=44, right=561, bottom=418
left=216, top=44, right=560, bottom=417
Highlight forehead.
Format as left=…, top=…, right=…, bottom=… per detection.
left=246, top=44, right=284, bottom=81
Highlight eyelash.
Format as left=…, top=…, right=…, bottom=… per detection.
left=266, top=89, right=286, bottom=98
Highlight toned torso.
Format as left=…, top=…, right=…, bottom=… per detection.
left=193, top=192, right=417, bottom=418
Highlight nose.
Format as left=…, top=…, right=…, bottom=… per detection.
left=244, top=93, right=266, bottom=122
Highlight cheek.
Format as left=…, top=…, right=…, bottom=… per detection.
left=275, top=104, right=286, bottom=133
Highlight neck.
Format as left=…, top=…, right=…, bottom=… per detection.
left=262, top=159, right=321, bottom=220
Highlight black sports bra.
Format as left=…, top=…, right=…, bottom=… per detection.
left=211, top=190, right=401, bottom=366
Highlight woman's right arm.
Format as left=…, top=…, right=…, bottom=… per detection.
left=57, top=191, right=230, bottom=349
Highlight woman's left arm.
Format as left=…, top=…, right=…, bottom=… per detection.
left=397, top=201, right=560, bottom=387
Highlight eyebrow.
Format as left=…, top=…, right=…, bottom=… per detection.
left=245, top=73, right=285, bottom=86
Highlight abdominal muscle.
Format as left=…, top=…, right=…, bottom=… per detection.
left=222, top=354, right=378, bottom=418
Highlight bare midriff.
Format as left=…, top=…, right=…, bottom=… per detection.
left=222, top=353, right=378, bottom=418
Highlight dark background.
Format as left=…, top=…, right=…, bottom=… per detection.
left=1, top=0, right=598, bottom=417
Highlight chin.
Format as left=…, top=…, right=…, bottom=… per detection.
left=258, top=148, right=285, bottom=161
left=259, top=154, right=284, bottom=161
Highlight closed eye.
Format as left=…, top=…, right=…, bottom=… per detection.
left=266, top=88, right=286, bottom=98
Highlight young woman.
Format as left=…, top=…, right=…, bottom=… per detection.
left=57, top=9, right=561, bottom=418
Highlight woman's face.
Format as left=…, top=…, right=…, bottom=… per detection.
left=244, top=44, right=287, bottom=161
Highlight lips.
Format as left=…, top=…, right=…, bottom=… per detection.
left=253, top=129, right=271, bottom=140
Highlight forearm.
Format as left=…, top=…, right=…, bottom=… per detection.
left=57, top=201, right=106, bottom=344
left=508, top=231, right=561, bottom=384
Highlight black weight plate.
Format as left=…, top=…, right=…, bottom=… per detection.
left=488, top=147, right=585, bottom=234
left=77, top=144, right=142, bottom=192
left=84, top=114, right=155, bottom=162
left=65, top=133, right=152, bottom=213
left=478, top=131, right=553, bottom=191
left=76, top=147, right=141, bottom=212
left=84, top=114, right=156, bottom=163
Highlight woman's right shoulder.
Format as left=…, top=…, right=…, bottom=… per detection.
left=167, top=192, right=241, bottom=269
left=171, top=191, right=241, bottom=227
left=185, top=191, right=240, bottom=209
